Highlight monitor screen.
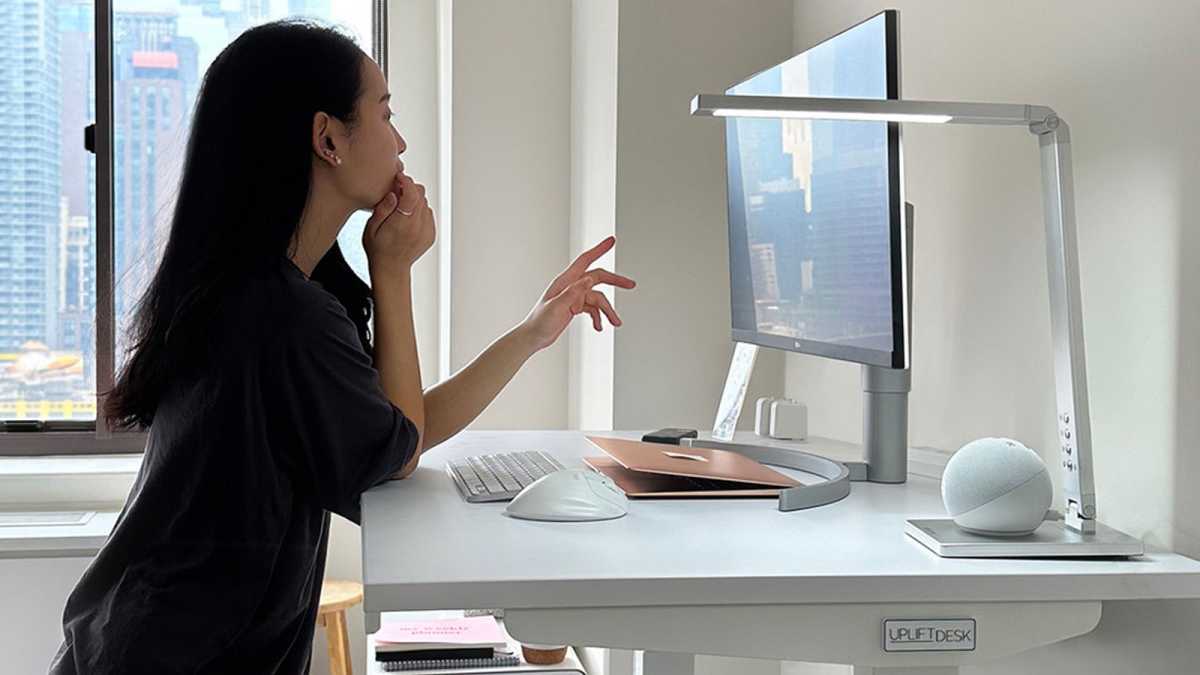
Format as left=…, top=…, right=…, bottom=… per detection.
left=724, top=10, right=905, bottom=368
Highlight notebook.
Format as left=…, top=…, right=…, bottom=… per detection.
left=369, top=623, right=586, bottom=674
left=583, top=435, right=801, bottom=498
left=375, top=616, right=508, bottom=662
left=375, top=615, right=506, bottom=648
left=378, top=655, right=521, bottom=672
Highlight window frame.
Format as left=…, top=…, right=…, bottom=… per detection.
left=0, top=0, right=389, bottom=457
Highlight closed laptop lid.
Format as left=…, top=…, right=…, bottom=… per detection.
left=584, top=436, right=800, bottom=487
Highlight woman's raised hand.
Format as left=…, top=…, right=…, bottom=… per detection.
left=363, top=171, right=436, bottom=275
left=519, top=236, right=636, bottom=353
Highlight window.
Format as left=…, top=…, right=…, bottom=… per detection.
left=1, top=0, right=385, bottom=455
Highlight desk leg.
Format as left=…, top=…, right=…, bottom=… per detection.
left=638, top=651, right=695, bottom=675
left=849, top=662, right=960, bottom=667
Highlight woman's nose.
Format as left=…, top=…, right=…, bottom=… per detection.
left=395, top=129, right=407, bottom=154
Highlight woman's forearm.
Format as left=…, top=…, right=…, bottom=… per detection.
left=369, top=266, right=426, bottom=473
left=420, top=324, right=540, bottom=451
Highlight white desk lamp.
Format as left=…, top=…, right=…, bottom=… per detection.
left=690, top=93, right=1143, bottom=557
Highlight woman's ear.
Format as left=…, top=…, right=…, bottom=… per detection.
left=311, top=112, right=342, bottom=167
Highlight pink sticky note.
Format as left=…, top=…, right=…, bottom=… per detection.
left=375, top=616, right=507, bottom=645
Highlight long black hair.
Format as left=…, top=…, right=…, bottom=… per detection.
left=105, top=20, right=374, bottom=431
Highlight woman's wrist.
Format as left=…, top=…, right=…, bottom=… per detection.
left=508, top=321, right=543, bottom=358
left=368, top=259, right=413, bottom=287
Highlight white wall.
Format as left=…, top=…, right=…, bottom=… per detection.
left=784, top=1, right=1200, bottom=673
left=0, top=557, right=92, bottom=673
left=449, top=0, right=573, bottom=431
left=611, top=0, right=793, bottom=433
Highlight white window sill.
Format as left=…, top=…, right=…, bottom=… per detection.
left=0, top=455, right=136, bottom=559
left=0, top=511, right=118, bottom=559
left=0, top=454, right=140, bottom=511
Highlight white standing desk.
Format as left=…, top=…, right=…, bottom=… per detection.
left=361, top=431, right=1200, bottom=674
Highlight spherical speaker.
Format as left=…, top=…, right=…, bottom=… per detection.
left=941, top=437, right=1053, bottom=536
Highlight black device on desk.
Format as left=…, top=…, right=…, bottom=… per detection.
left=641, top=428, right=698, bottom=445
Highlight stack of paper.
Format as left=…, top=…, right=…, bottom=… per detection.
left=374, top=616, right=509, bottom=664
left=368, top=613, right=585, bottom=674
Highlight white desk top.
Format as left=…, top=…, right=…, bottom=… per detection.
left=361, top=431, right=1200, bottom=615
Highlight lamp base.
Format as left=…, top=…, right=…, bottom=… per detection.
left=906, top=518, right=1144, bottom=558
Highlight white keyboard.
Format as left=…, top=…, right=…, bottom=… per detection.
left=445, top=450, right=566, bottom=502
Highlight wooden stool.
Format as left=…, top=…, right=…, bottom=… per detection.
left=317, top=579, right=363, bottom=675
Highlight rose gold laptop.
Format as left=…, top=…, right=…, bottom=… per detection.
left=582, top=435, right=800, bottom=498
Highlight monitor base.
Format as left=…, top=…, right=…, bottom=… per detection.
left=686, top=433, right=860, bottom=511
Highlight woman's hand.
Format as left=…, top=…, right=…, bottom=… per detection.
left=519, top=236, right=636, bottom=353
left=363, top=171, right=436, bottom=275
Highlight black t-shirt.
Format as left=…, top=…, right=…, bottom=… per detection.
left=49, top=261, right=419, bottom=674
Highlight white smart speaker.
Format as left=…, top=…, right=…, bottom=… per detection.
left=941, top=437, right=1053, bottom=537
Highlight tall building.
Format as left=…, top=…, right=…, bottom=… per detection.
left=110, top=11, right=196, bottom=342
left=58, top=203, right=93, bottom=364
left=112, top=49, right=189, bottom=329
left=58, top=1, right=96, bottom=367
left=0, top=0, right=62, bottom=351
left=749, top=244, right=781, bottom=303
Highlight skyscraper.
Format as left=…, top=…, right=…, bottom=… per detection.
left=58, top=1, right=96, bottom=367
left=112, top=49, right=189, bottom=330
left=0, top=0, right=62, bottom=351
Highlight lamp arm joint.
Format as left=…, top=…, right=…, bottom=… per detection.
left=1029, top=107, right=1063, bottom=135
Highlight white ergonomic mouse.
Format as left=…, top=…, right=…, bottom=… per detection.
left=504, top=469, right=629, bottom=522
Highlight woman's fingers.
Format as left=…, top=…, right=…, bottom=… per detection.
left=586, top=290, right=620, bottom=327
left=561, top=276, right=596, bottom=315
left=366, top=192, right=398, bottom=233
left=567, top=236, right=616, bottom=276
left=585, top=306, right=602, bottom=331
left=396, top=173, right=422, bottom=215
left=582, top=268, right=636, bottom=290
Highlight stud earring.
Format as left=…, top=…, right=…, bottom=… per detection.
left=325, top=150, right=341, bottom=166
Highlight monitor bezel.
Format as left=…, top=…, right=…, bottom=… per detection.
left=724, top=9, right=907, bottom=370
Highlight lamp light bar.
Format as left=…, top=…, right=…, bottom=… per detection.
left=707, top=108, right=952, bottom=124
left=691, top=94, right=1053, bottom=128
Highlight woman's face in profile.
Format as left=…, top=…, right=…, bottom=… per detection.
left=336, top=56, right=407, bottom=209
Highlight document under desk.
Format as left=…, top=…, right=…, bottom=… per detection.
left=361, top=431, right=1200, bottom=674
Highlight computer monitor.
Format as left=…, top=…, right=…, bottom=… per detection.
left=724, top=10, right=906, bottom=369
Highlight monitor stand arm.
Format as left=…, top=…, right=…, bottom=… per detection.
left=862, top=364, right=910, bottom=483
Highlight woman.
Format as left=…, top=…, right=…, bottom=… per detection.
left=50, top=20, right=633, bottom=674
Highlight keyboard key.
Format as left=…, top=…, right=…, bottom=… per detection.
left=450, top=464, right=486, bottom=494
left=469, top=458, right=504, bottom=493
left=496, top=473, right=521, bottom=492
left=500, top=456, right=534, bottom=486
left=513, top=455, right=542, bottom=478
